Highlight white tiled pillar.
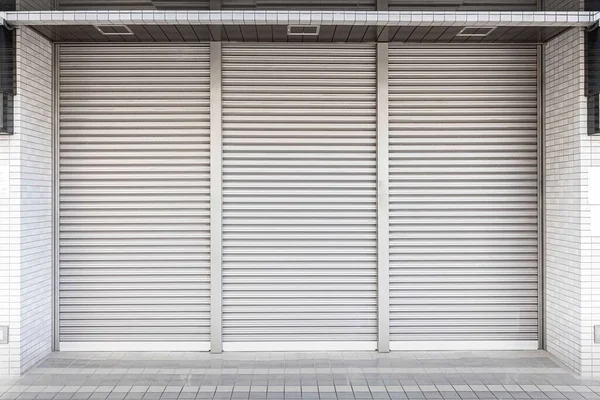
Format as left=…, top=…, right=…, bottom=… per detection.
left=587, top=100, right=600, bottom=377
left=0, top=27, right=53, bottom=376
left=545, top=26, right=600, bottom=377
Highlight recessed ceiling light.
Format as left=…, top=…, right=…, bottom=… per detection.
left=287, top=25, right=321, bottom=36
left=456, top=27, right=497, bottom=37
left=95, top=25, right=134, bottom=36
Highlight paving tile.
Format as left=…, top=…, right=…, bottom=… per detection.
left=5, top=353, right=600, bottom=400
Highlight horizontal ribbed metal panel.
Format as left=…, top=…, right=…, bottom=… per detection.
left=58, top=0, right=375, bottom=9
left=59, top=44, right=211, bottom=343
left=222, top=0, right=375, bottom=9
left=388, top=0, right=538, bottom=10
left=58, top=0, right=211, bottom=9
left=222, top=43, right=377, bottom=342
left=388, top=45, right=539, bottom=342
left=58, top=0, right=534, bottom=10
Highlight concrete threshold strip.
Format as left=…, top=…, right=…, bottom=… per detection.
left=0, top=10, right=598, bottom=28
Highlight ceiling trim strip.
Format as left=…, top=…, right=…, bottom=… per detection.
left=1, top=10, right=597, bottom=27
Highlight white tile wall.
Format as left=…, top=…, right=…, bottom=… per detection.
left=545, top=27, right=586, bottom=375
left=544, top=26, right=600, bottom=377
left=0, top=26, right=53, bottom=376
left=586, top=74, right=600, bottom=377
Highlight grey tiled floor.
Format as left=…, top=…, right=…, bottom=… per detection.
left=2, top=351, right=600, bottom=400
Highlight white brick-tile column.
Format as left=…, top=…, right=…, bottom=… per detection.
left=0, top=26, right=52, bottom=376
left=545, top=26, right=586, bottom=375
left=588, top=85, right=600, bottom=376
left=545, top=26, right=600, bottom=377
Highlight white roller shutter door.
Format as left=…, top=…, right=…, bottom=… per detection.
left=56, top=42, right=540, bottom=352
left=221, top=44, right=378, bottom=350
left=58, top=44, right=211, bottom=350
left=388, top=45, right=539, bottom=350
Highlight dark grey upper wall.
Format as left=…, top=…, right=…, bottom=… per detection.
left=57, top=0, right=208, bottom=9
left=57, top=0, right=376, bottom=9
left=543, top=0, right=583, bottom=10
left=2, top=0, right=592, bottom=11
left=56, top=0, right=545, bottom=10
left=388, top=0, right=537, bottom=10
left=221, top=0, right=375, bottom=9
left=16, top=0, right=54, bottom=10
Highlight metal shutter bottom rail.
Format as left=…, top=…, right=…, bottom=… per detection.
left=221, top=43, right=378, bottom=347
left=388, top=45, right=539, bottom=349
left=58, top=44, right=211, bottom=349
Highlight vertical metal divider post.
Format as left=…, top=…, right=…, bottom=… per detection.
left=52, top=43, right=60, bottom=351
left=210, top=41, right=223, bottom=353
left=537, top=44, right=546, bottom=350
left=377, top=42, right=390, bottom=353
